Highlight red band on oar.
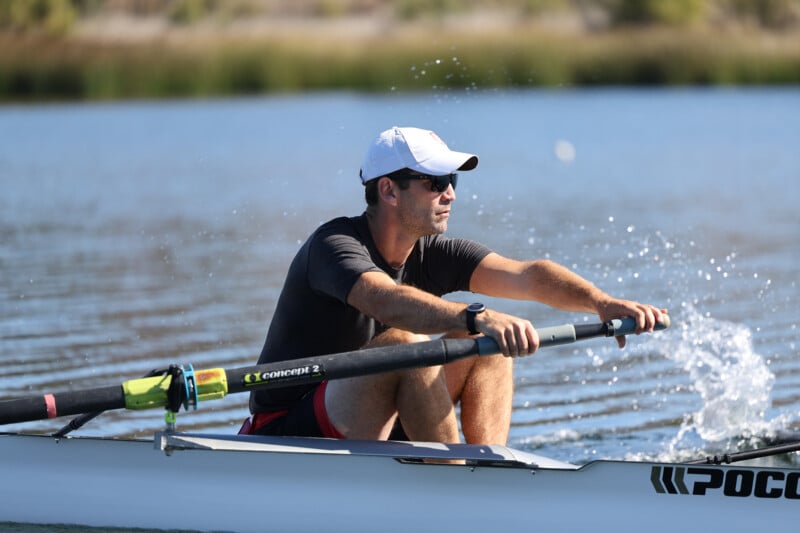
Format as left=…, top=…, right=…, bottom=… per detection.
left=44, top=394, right=57, bottom=418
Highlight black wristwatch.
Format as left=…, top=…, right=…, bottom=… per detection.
left=466, top=302, right=486, bottom=335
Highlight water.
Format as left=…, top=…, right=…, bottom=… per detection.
left=1, top=88, right=798, bottom=468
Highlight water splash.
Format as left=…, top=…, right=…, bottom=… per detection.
left=655, top=305, right=780, bottom=448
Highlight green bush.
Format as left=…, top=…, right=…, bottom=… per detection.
left=0, top=0, right=77, bottom=35
left=611, top=0, right=709, bottom=26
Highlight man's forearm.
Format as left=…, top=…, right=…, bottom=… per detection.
left=522, top=259, right=609, bottom=314
left=348, top=272, right=467, bottom=334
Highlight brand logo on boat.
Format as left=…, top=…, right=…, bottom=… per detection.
left=651, top=465, right=800, bottom=499
left=243, top=365, right=324, bottom=386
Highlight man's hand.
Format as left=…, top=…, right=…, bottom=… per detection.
left=596, top=298, right=668, bottom=348
left=473, top=309, right=540, bottom=357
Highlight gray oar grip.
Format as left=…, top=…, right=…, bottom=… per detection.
left=537, top=324, right=578, bottom=346
left=608, top=315, right=671, bottom=336
left=608, top=318, right=635, bottom=336
left=475, top=324, right=577, bottom=355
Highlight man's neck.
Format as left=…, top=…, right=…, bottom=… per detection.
left=365, top=210, right=418, bottom=269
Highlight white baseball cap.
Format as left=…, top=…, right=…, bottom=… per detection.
left=359, top=126, right=479, bottom=184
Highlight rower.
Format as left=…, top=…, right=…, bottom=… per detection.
left=243, top=126, right=666, bottom=445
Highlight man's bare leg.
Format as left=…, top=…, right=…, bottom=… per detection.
left=445, top=352, right=514, bottom=445
left=324, top=329, right=460, bottom=443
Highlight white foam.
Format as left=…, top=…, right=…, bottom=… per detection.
left=648, top=305, right=781, bottom=446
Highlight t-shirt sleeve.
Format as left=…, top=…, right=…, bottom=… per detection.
left=412, top=236, right=492, bottom=295
left=306, top=225, right=382, bottom=304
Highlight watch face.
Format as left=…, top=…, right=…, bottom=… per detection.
left=467, top=303, right=485, bottom=313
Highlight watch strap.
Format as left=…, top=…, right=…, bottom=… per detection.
left=466, top=303, right=485, bottom=335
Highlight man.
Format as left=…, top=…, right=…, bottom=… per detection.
left=244, top=126, right=665, bottom=445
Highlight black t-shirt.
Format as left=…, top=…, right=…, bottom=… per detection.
left=249, top=213, right=492, bottom=412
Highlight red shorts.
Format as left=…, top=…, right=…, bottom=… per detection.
left=239, top=381, right=344, bottom=439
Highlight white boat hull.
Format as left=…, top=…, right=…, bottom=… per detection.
left=1, top=432, right=798, bottom=532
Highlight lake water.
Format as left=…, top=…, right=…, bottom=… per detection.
left=1, top=88, right=798, bottom=468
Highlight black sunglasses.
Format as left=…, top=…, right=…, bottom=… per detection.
left=387, top=169, right=458, bottom=193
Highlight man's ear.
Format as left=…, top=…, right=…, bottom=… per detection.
left=377, top=177, right=398, bottom=206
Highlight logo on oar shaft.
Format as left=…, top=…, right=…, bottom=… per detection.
left=243, top=364, right=324, bottom=386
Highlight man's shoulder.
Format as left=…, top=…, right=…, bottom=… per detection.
left=312, top=214, right=366, bottom=238
left=420, top=233, right=493, bottom=261
left=307, top=214, right=370, bottom=250
left=321, top=214, right=358, bottom=227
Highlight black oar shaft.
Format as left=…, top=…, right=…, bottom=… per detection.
left=688, top=441, right=800, bottom=465
left=0, top=385, right=124, bottom=426
left=225, top=338, right=478, bottom=395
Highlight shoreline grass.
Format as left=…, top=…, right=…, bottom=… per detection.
left=1, top=27, right=799, bottom=102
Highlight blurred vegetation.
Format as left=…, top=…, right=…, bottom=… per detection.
left=1, top=0, right=799, bottom=101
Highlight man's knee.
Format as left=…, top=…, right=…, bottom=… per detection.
left=479, top=353, right=514, bottom=375
left=368, top=328, right=430, bottom=348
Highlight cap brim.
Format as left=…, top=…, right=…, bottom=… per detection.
left=458, top=155, right=479, bottom=171
left=411, top=151, right=479, bottom=176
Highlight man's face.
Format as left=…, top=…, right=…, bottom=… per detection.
left=396, top=178, right=456, bottom=237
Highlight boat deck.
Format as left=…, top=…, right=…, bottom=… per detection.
left=158, top=431, right=580, bottom=469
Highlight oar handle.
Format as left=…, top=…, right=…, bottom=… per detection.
left=475, top=315, right=670, bottom=355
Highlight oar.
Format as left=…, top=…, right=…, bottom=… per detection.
left=0, top=316, right=669, bottom=426
left=688, top=439, right=800, bottom=465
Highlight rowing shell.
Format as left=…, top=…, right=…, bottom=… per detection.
left=1, top=431, right=797, bottom=532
